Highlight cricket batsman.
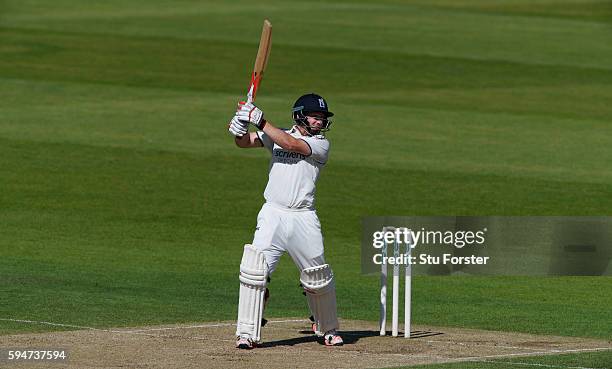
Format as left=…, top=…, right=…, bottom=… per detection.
left=228, top=93, right=343, bottom=349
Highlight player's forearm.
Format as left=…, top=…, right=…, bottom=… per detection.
left=234, top=132, right=262, bottom=148
left=235, top=134, right=250, bottom=148
left=261, top=120, right=300, bottom=151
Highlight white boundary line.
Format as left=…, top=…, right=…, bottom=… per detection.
left=0, top=318, right=309, bottom=342
left=474, top=359, right=605, bottom=369
left=457, top=347, right=612, bottom=361
left=124, top=319, right=307, bottom=333
left=0, top=318, right=306, bottom=332
left=0, top=318, right=98, bottom=330
left=353, top=347, right=612, bottom=362
left=0, top=318, right=238, bottom=343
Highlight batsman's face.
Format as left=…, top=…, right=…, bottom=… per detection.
left=306, top=112, right=326, bottom=129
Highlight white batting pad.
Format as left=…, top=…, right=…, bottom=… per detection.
left=236, top=244, right=268, bottom=342
left=300, top=264, right=339, bottom=335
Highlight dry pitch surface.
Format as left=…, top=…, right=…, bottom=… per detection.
left=1, top=319, right=610, bottom=369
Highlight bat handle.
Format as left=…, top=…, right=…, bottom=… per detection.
left=247, top=82, right=256, bottom=104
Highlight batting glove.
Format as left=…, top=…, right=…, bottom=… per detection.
left=236, top=101, right=266, bottom=129
left=228, top=116, right=248, bottom=137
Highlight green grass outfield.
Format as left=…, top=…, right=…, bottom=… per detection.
left=1, top=0, right=611, bottom=366
left=397, top=350, right=612, bottom=369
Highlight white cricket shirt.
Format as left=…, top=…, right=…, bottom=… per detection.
left=256, top=126, right=330, bottom=210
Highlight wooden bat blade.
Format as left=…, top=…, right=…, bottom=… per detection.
left=247, top=19, right=272, bottom=103
left=254, top=19, right=272, bottom=76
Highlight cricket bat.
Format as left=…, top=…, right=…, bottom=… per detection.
left=246, top=19, right=272, bottom=104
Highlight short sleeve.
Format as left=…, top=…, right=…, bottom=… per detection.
left=300, top=136, right=330, bottom=164
left=256, top=131, right=274, bottom=151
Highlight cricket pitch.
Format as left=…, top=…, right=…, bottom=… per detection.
left=1, top=318, right=610, bottom=368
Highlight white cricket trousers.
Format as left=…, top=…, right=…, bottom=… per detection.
left=252, top=202, right=327, bottom=274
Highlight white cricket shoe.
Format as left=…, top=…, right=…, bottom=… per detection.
left=323, top=330, right=344, bottom=346
left=236, top=336, right=256, bottom=350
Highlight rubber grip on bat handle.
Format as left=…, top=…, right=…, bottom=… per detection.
left=247, top=73, right=261, bottom=103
